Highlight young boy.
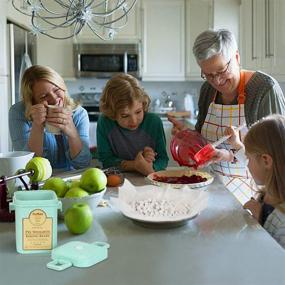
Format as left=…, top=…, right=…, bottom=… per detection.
left=96, top=73, right=168, bottom=176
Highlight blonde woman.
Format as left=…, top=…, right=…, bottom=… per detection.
left=9, top=65, right=91, bottom=170
left=226, top=114, right=285, bottom=248
left=97, top=73, right=168, bottom=176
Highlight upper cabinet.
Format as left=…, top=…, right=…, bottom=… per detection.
left=241, top=0, right=285, bottom=80
left=141, top=0, right=185, bottom=81
left=186, top=0, right=213, bottom=80
left=186, top=0, right=240, bottom=80
left=75, top=0, right=141, bottom=43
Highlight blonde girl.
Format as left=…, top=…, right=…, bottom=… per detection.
left=227, top=114, right=285, bottom=248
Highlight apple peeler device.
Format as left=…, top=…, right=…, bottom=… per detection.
left=0, top=169, right=38, bottom=222
left=47, top=241, right=110, bottom=271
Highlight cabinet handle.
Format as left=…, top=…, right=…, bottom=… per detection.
left=140, top=6, right=144, bottom=70
left=124, top=51, right=128, bottom=73
left=265, top=0, right=269, bottom=58
left=268, top=0, right=274, bottom=57
left=251, top=0, right=257, bottom=60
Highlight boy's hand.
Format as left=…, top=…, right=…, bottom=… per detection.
left=142, top=146, right=156, bottom=163
left=134, top=151, right=154, bottom=176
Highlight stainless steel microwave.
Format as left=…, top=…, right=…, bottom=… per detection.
left=74, top=43, right=141, bottom=78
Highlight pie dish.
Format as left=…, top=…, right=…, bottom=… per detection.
left=147, top=168, right=214, bottom=189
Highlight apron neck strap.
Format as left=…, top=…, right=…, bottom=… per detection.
left=213, top=70, right=248, bottom=104
left=238, top=70, right=246, bottom=104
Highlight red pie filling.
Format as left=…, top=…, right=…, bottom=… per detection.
left=152, top=174, right=207, bottom=184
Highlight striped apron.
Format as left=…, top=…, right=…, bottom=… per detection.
left=201, top=71, right=255, bottom=204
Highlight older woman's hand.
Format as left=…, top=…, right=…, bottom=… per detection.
left=46, top=106, right=78, bottom=138
left=167, top=115, right=187, bottom=135
left=197, top=148, right=234, bottom=169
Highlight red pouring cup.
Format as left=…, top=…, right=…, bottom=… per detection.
left=193, top=144, right=216, bottom=166
left=170, top=129, right=208, bottom=168
left=194, top=124, right=246, bottom=166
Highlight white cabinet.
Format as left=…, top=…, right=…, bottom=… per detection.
left=186, top=0, right=240, bottom=80
left=141, top=0, right=185, bottom=81
left=241, top=0, right=285, bottom=80
left=186, top=0, right=213, bottom=80
left=37, top=36, right=74, bottom=79
left=75, top=0, right=141, bottom=43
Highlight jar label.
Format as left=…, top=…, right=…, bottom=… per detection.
left=22, top=209, right=53, bottom=250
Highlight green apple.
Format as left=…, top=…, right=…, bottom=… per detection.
left=42, top=177, right=67, bottom=197
left=70, top=179, right=81, bottom=188
left=64, top=203, right=93, bottom=234
left=64, top=187, right=89, bottom=198
left=25, top=157, right=52, bottom=182
left=65, top=179, right=81, bottom=191
left=80, top=168, right=107, bottom=193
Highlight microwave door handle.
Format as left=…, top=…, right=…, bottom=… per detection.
left=78, top=54, right=81, bottom=71
left=124, top=51, right=128, bottom=73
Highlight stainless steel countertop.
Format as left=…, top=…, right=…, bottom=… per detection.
left=1, top=171, right=285, bottom=285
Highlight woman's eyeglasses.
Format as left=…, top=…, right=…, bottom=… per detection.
left=201, top=59, right=232, bottom=81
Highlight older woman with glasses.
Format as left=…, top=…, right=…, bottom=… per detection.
left=169, top=29, right=285, bottom=204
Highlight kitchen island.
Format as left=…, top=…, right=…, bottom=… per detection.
left=1, top=171, right=285, bottom=285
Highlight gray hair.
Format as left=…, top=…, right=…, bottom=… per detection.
left=193, top=29, right=238, bottom=63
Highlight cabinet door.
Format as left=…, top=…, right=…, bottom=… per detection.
left=240, top=0, right=285, bottom=77
left=241, top=0, right=261, bottom=70
left=270, top=0, right=285, bottom=79
left=186, top=0, right=213, bottom=80
left=142, top=0, right=185, bottom=81
left=37, top=36, right=74, bottom=78
left=186, top=0, right=240, bottom=81
left=76, top=1, right=141, bottom=43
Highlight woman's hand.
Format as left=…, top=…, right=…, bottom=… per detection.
left=167, top=115, right=187, bottom=135
left=46, top=106, right=78, bottom=138
left=29, top=102, right=48, bottom=128
left=243, top=198, right=262, bottom=221
left=197, top=148, right=234, bottom=169
left=142, top=146, right=156, bottom=163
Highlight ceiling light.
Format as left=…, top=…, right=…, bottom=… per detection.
left=12, top=0, right=138, bottom=40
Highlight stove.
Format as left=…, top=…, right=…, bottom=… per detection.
left=72, top=92, right=101, bottom=122
left=72, top=92, right=102, bottom=148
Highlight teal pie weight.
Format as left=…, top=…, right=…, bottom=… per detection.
left=47, top=241, right=110, bottom=271
left=9, top=190, right=62, bottom=254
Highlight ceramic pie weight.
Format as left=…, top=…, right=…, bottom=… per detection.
left=0, top=157, right=52, bottom=222
left=47, top=241, right=110, bottom=271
